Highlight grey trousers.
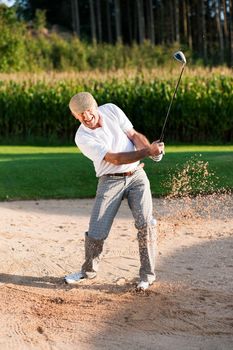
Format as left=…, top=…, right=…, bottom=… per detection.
left=81, top=167, right=157, bottom=282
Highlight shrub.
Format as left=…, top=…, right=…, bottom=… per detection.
left=0, top=5, right=27, bottom=72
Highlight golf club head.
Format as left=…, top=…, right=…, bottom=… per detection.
left=174, top=51, right=186, bottom=65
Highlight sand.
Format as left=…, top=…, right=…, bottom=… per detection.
left=0, top=194, right=233, bottom=350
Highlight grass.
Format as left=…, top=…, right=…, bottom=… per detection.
left=0, top=145, right=232, bottom=201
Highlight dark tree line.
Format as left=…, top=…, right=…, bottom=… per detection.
left=15, top=0, right=233, bottom=66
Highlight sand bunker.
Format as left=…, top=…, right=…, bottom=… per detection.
left=0, top=194, right=233, bottom=349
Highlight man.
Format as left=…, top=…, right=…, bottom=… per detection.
left=65, top=92, right=164, bottom=290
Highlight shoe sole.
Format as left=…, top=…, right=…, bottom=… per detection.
left=64, top=277, right=85, bottom=284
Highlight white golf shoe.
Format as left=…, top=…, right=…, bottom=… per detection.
left=136, top=277, right=156, bottom=291
left=64, top=271, right=86, bottom=284
left=64, top=271, right=97, bottom=284
left=137, top=280, right=150, bottom=290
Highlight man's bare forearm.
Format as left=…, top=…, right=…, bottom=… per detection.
left=104, top=131, right=164, bottom=165
left=104, top=148, right=151, bottom=165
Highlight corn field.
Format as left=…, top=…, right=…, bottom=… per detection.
left=0, top=68, right=232, bottom=144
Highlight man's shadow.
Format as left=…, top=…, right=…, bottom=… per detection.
left=0, top=273, right=136, bottom=293
left=0, top=273, right=64, bottom=289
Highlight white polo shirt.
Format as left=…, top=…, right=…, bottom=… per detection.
left=75, top=103, right=139, bottom=177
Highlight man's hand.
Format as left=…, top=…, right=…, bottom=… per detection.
left=149, top=141, right=165, bottom=162
left=149, top=141, right=165, bottom=157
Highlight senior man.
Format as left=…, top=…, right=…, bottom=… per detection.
left=65, top=92, right=164, bottom=290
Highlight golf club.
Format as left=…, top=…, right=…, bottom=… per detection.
left=159, top=51, right=187, bottom=142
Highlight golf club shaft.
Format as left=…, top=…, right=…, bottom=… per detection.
left=159, top=63, right=185, bottom=142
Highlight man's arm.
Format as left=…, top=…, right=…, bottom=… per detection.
left=104, top=148, right=150, bottom=165
left=127, top=128, right=165, bottom=162
left=104, top=128, right=164, bottom=165
left=126, top=128, right=151, bottom=149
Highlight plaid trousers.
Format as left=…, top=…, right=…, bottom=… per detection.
left=81, top=167, right=157, bottom=283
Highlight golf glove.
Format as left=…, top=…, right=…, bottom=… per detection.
left=150, top=152, right=164, bottom=162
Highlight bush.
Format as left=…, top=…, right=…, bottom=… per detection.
left=0, top=5, right=27, bottom=72
left=0, top=5, right=187, bottom=72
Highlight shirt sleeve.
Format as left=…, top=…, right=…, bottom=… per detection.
left=110, top=104, right=133, bottom=133
left=75, top=133, right=107, bottom=164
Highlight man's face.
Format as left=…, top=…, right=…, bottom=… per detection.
left=73, top=106, right=100, bottom=129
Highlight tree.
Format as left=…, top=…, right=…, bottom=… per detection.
left=114, top=0, right=121, bottom=42
left=181, top=0, right=189, bottom=46
left=146, top=0, right=155, bottom=44
left=158, top=0, right=165, bottom=44
left=174, top=0, right=180, bottom=42
left=106, top=0, right=113, bottom=43
left=96, top=0, right=102, bottom=42
left=11, top=0, right=233, bottom=66
left=136, top=0, right=145, bottom=44
left=71, top=0, right=80, bottom=37
left=227, top=0, right=233, bottom=65
left=187, top=0, right=193, bottom=51
left=89, top=0, right=96, bottom=43
left=216, top=0, right=224, bottom=62
left=201, top=0, right=207, bottom=63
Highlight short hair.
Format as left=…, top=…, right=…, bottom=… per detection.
left=69, top=92, right=97, bottom=115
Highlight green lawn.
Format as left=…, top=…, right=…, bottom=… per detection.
left=0, top=145, right=232, bottom=200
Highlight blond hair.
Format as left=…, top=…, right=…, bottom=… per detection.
left=69, top=92, right=97, bottom=115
